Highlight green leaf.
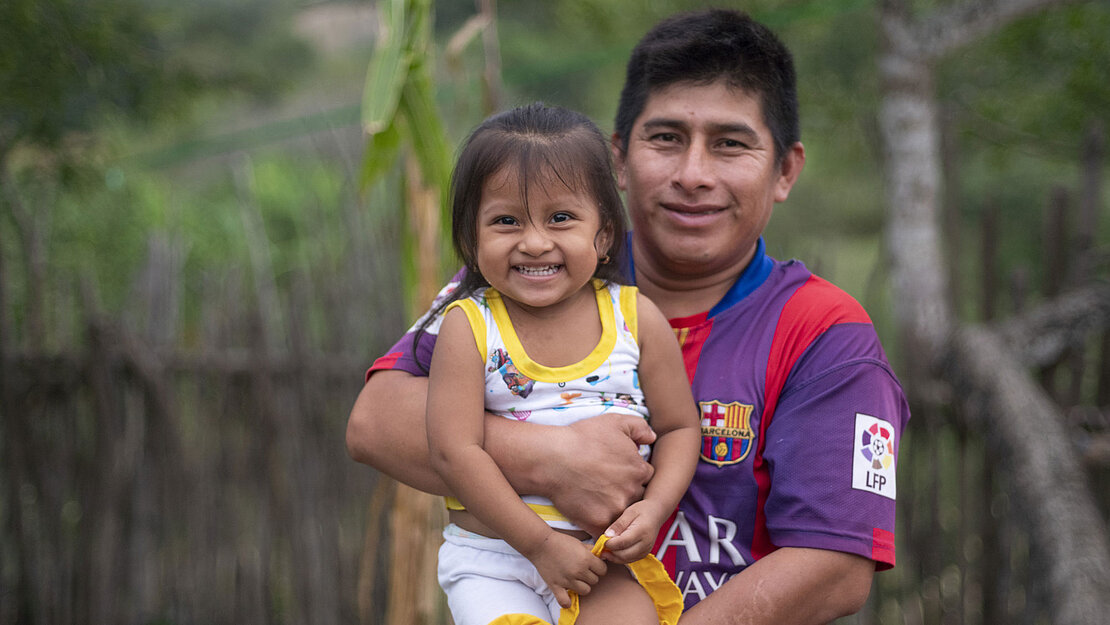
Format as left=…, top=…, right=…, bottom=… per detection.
left=358, top=118, right=403, bottom=192
left=403, top=0, right=434, bottom=54
left=399, top=58, right=452, bottom=196
left=361, top=0, right=411, bottom=134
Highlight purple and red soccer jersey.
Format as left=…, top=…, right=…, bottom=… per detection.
left=368, top=239, right=910, bottom=610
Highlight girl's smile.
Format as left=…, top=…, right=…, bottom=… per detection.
left=476, top=165, right=611, bottom=316
left=514, top=264, right=562, bottom=277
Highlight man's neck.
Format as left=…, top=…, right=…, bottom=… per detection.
left=633, top=258, right=750, bottom=320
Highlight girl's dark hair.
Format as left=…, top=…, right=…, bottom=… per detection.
left=414, top=102, right=627, bottom=371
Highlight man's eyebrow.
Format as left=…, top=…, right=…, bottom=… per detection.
left=640, top=118, right=761, bottom=142
left=640, top=117, right=686, bottom=131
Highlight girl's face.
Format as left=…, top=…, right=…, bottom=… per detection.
left=475, top=165, right=610, bottom=315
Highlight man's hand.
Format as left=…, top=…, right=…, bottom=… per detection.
left=539, top=414, right=656, bottom=536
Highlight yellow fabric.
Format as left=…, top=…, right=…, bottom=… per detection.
left=484, top=535, right=683, bottom=625
left=619, top=285, right=640, bottom=345
left=487, top=280, right=618, bottom=383
left=444, top=499, right=571, bottom=526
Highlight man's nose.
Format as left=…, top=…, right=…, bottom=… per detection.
left=673, top=143, right=714, bottom=191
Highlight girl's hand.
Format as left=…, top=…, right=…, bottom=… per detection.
left=527, top=531, right=607, bottom=608
left=599, top=499, right=669, bottom=564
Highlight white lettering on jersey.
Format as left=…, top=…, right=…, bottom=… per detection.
left=673, top=571, right=734, bottom=602
left=708, top=516, right=746, bottom=566
left=655, top=511, right=701, bottom=563
left=677, top=570, right=706, bottom=601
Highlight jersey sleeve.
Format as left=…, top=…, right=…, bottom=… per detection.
left=365, top=269, right=467, bottom=381
left=760, top=323, right=910, bottom=569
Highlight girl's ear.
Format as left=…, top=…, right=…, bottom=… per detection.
left=595, top=223, right=614, bottom=262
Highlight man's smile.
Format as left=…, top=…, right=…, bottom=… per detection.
left=664, top=202, right=727, bottom=215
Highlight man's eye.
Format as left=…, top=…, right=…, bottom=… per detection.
left=651, top=132, right=679, bottom=142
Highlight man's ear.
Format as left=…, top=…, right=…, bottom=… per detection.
left=774, top=141, right=806, bottom=203
left=611, top=133, right=628, bottom=191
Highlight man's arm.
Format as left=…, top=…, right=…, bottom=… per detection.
left=346, top=368, right=657, bottom=535
left=347, top=369, right=446, bottom=493
left=680, top=547, right=873, bottom=625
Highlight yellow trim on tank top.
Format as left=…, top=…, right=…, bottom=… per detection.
left=486, top=280, right=616, bottom=383
left=443, top=497, right=571, bottom=524
left=619, top=284, right=639, bottom=345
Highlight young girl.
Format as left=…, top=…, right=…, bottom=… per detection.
left=424, top=103, right=700, bottom=625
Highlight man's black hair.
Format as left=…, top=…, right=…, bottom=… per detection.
left=613, top=9, right=799, bottom=163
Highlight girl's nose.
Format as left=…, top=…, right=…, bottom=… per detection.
left=517, top=225, right=555, bottom=255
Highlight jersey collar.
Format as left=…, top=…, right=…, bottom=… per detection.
left=624, top=235, right=773, bottom=319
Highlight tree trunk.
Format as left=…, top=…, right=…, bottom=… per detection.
left=878, top=1, right=952, bottom=376
left=878, top=1, right=1110, bottom=621
left=946, top=328, right=1110, bottom=623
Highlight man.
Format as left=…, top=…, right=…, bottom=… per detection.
left=348, top=9, right=910, bottom=624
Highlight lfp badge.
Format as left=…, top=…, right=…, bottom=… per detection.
left=699, top=401, right=755, bottom=466
left=852, top=413, right=897, bottom=499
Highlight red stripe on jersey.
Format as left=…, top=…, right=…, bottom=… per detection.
left=653, top=508, right=680, bottom=578
left=750, top=276, right=872, bottom=560
left=670, top=311, right=711, bottom=384
left=872, top=527, right=896, bottom=566
left=366, top=351, right=403, bottom=382
left=653, top=311, right=710, bottom=577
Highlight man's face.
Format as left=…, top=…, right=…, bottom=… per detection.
left=614, top=80, right=804, bottom=282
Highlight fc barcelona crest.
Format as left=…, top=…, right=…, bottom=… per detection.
left=699, top=400, right=755, bottom=466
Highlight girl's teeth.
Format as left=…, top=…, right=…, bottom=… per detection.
left=517, top=265, right=559, bottom=276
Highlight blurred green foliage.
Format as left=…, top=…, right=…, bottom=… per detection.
left=2, top=0, right=1109, bottom=341
left=939, top=3, right=1110, bottom=309
left=0, top=0, right=182, bottom=153
left=0, top=0, right=320, bottom=329
left=0, top=0, right=312, bottom=157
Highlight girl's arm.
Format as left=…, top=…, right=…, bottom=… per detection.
left=602, top=293, right=701, bottom=562
left=426, top=308, right=606, bottom=606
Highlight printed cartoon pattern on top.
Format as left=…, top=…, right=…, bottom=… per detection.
left=489, top=348, right=535, bottom=399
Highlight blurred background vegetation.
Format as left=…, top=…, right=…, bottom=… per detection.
left=1, top=1, right=1108, bottom=624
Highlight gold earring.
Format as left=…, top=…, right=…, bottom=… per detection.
left=599, top=254, right=611, bottom=265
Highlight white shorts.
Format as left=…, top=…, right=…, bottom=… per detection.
left=437, top=524, right=563, bottom=625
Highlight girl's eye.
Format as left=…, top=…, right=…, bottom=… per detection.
left=551, top=212, right=572, bottom=223
left=494, top=216, right=518, bottom=226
